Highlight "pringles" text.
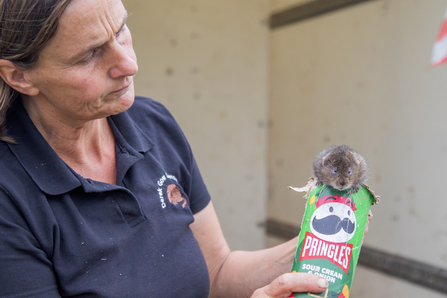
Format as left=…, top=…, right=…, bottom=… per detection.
left=299, top=232, right=352, bottom=274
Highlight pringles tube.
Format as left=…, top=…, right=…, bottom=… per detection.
left=288, top=179, right=378, bottom=298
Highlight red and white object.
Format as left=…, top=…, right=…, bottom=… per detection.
left=432, top=7, right=447, bottom=66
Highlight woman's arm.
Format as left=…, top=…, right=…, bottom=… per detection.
left=190, top=202, right=328, bottom=298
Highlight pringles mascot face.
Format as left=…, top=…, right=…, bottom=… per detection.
left=310, top=195, right=357, bottom=243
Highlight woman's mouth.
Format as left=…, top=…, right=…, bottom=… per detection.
left=112, top=80, right=133, bottom=94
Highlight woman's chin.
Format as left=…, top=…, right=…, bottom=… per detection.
left=110, top=89, right=135, bottom=115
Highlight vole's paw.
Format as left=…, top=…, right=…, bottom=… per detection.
left=351, top=185, right=361, bottom=193
left=315, top=180, right=324, bottom=187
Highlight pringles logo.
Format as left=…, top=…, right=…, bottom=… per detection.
left=299, top=195, right=357, bottom=274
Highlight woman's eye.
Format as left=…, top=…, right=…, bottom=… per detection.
left=117, top=25, right=126, bottom=35
left=116, top=24, right=127, bottom=40
left=85, top=51, right=95, bottom=62
left=80, top=48, right=100, bottom=63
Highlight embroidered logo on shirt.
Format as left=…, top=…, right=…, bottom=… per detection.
left=167, top=184, right=187, bottom=208
left=156, top=173, right=187, bottom=209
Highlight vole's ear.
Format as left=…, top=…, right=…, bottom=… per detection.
left=321, top=152, right=331, bottom=166
left=0, top=60, right=39, bottom=96
left=352, top=152, right=362, bottom=166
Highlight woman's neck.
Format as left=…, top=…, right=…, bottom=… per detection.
left=22, top=96, right=117, bottom=184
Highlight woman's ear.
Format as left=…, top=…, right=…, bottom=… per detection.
left=0, top=59, right=39, bottom=96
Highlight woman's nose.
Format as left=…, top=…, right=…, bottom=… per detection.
left=108, top=41, right=138, bottom=79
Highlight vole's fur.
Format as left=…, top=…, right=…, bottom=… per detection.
left=313, top=145, right=368, bottom=192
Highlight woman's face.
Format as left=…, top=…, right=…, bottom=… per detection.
left=23, top=0, right=138, bottom=125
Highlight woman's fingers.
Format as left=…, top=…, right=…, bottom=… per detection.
left=251, top=273, right=328, bottom=298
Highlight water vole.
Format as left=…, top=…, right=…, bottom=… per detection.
left=313, top=145, right=368, bottom=192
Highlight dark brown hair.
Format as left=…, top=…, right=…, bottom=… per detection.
left=0, top=0, right=72, bottom=143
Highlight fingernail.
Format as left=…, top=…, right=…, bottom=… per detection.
left=318, top=278, right=328, bottom=289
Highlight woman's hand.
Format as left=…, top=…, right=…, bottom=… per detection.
left=250, top=272, right=328, bottom=298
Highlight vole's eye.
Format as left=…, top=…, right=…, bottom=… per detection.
left=333, top=168, right=338, bottom=174
left=348, top=169, right=351, bottom=175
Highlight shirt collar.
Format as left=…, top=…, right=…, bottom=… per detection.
left=108, top=106, right=153, bottom=155
left=6, top=98, right=153, bottom=195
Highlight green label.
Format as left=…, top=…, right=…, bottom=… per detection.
left=291, top=185, right=373, bottom=298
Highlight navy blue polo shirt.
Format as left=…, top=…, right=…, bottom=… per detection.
left=0, top=96, right=211, bottom=297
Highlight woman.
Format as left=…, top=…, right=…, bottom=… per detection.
left=0, top=0, right=332, bottom=297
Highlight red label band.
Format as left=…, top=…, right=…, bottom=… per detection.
left=299, top=232, right=352, bottom=274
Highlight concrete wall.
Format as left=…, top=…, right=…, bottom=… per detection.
left=123, top=0, right=270, bottom=250
left=268, top=0, right=447, bottom=297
